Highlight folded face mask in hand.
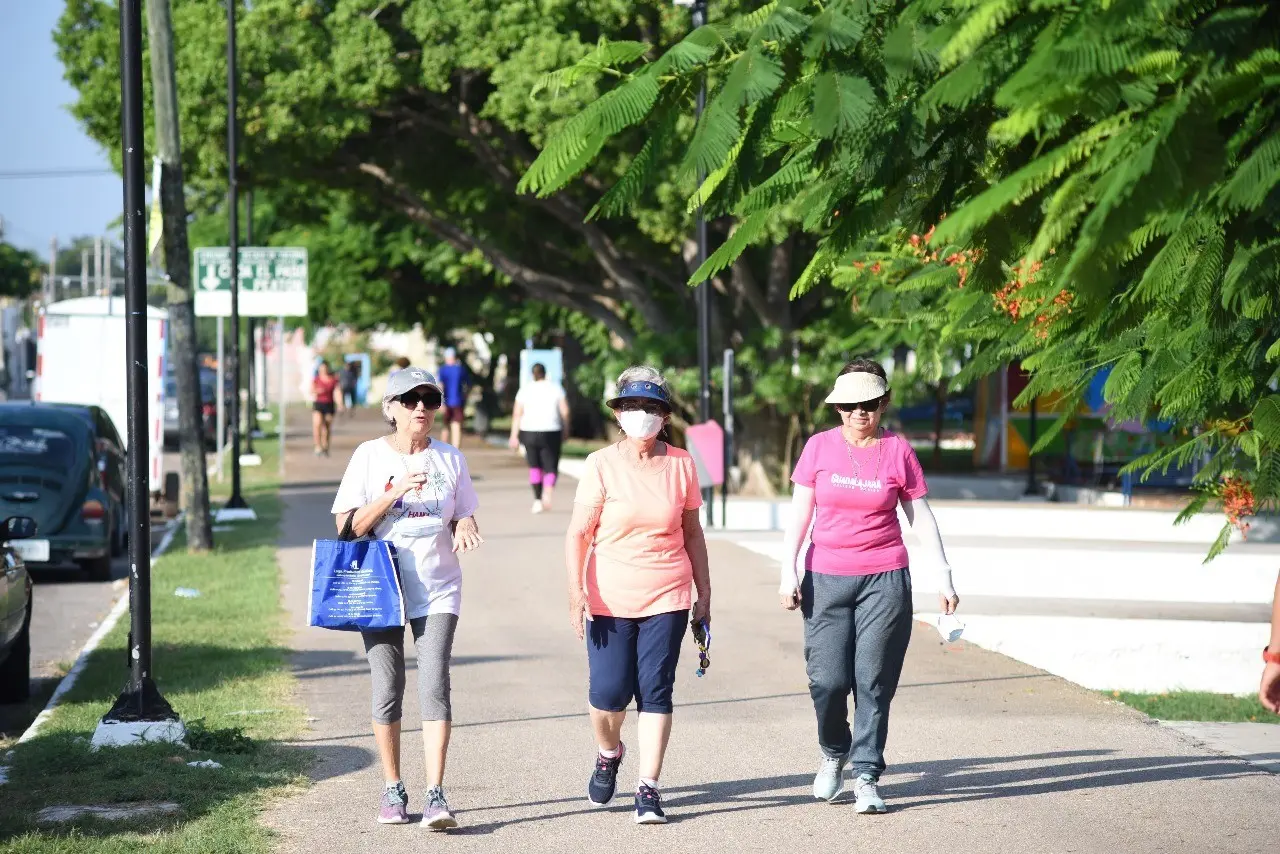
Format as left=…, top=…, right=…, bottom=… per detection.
left=936, top=614, right=964, bottom=644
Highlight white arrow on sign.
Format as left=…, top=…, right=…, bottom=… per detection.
left=200, top=269, right=222, bottom=290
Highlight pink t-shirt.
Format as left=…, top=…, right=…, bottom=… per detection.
left=574, top=444, right=703, bottom=618
left=791, top=428, right=927, bottom=576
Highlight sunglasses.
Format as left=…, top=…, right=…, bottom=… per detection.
left=690, top=618, right=711, bottom=677
left=397, top=390, right=442, bottom=410
left=835, top=396, right=884, bottom=413
left=615, top=399, right=668, bottom=416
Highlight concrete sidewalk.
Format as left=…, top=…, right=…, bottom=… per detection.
left=263, top=413, right=1279, bottom=853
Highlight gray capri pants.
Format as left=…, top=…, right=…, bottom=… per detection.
left=361, top=613, right=458, bottom=724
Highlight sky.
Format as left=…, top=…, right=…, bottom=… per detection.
left=0, top=2, right=123, bottom=262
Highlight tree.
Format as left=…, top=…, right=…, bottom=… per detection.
left=55, top=0, right=898, bottom=482
left=526, top=0, right=1280, bottom=551
left=0, top=242, right=40, bottom=299
left=149, top=0, right=213, bottom=551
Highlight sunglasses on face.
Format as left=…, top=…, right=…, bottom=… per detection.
left=835, top=396, right=884, bottom=414
left=616, top=399, right=668, bottom=416
left=397, top=390, right=442, bottom=410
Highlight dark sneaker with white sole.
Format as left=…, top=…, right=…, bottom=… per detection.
left=634, top=784, right=667, bottom=825
left=587, top=742, right=626, bottom=806
left=377, top=783, right=409, bottom=824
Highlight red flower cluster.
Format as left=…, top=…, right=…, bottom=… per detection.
left=1221, top=476, right=1255, bottom=537
left=994, top=260, right=1072, bottom=338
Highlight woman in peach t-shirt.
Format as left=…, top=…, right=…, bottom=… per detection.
left=565, top=366, right=711, bottom=825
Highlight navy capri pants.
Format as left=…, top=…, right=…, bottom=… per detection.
left=587, top=610, right=687, bottom=714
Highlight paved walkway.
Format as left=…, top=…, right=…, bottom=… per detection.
left=263, top=413, right=1279, bottom=853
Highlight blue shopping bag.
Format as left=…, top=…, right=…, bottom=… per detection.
left=308, top=511, right=406, bottom=631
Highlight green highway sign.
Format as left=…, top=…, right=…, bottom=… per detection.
left=193, top=246, right=308, bottom=317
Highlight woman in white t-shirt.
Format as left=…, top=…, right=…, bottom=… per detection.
left=508, top=362, right=570, bottom=514
left=332, top=367, right=483, bottom=830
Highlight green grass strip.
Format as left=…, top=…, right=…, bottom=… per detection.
left=1107, top=690, right=1276, bottom=722
left=0, top=462, right=310, bottom=851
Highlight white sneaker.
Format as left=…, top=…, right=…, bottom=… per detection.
left=812, top=751, right=850, bottom=802
left=531, top=500, right=544, bottom=514
left=852, top=773, right=887, bottom=814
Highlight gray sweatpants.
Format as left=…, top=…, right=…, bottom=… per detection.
left=361, top=613, right=458, bottom=724
left=801, top=568, right=913, bottom=779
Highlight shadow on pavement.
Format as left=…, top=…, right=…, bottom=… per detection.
left=448, top=748, right=1262, bottom=834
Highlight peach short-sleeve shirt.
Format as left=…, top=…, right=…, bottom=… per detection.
left=574, top=444, right=703, bottom=618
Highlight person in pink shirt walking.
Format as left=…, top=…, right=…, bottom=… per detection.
left=779, top=358, right=960, bottom=814
left=564, top=366, right=711, bottom=825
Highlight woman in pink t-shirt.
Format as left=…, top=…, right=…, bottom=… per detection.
left=565, top=366, right=711, bottom=825
left=779, top=359, right=960, bottom=814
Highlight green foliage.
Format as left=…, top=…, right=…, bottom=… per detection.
left=528, top=0, right=1280, bottom=551
left=0, top=241, right=41, bottom=299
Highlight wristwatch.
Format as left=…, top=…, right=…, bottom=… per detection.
left=1264, top=646, right=1280, bottom=665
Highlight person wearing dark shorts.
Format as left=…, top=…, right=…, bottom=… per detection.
left=311, top=361, right=343, bottom=456
left=509, top=362, right=570, bottom=513
left=564, top=366, right=711, bottom=825
left=341, top=360, right=360, bottom=414
left=437, top=348, right=469, bottom=448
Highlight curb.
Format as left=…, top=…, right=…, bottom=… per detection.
left=14, top=513, right=186, bottom=747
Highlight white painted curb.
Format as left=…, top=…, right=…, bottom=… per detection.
left=15, top=513, right=185, bottom=746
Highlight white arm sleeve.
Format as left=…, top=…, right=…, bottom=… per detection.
left=779, top=485, right=816, bottom=595
left=901, top=495, right=956, bottom=598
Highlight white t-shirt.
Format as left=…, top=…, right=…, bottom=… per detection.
left=516, top=380, right=566, bottom=432
left=332, top=437, right=479, bottom=618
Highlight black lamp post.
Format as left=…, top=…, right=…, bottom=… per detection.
left=676, top=0, right=714, bottom=518
left=224, top=0, right=249, bottom=510
left=100, top=0, right=177, bottom=726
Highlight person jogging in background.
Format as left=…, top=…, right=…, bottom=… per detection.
left=341, top=359, right=361, bottom=415
left=437, top=348, right=469, bottom=449
left=779, top=357, right=959, bottom=814
left=311, top=360, right=344, bottom=457
left=1261, top=570, right=1280, bottom=714
left=509, top=363, right=571, bottom=514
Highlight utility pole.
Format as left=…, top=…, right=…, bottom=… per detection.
left=243, top=189, right=255, bottom=455
left=97, top=0, right=180, bottom=738
left=104, top=242, right=112, bottom=296
left=676, top=0, right=714, bottom=519
left=148, top=0, right=213, bottom=549
left=81, top=248, right=89, bottom=295
left=94, top=236, right=103, bottom=298
left=224, top=0, right=249, bottom=511
left=48, top=237, right=57, bottom=303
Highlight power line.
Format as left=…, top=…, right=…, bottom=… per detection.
left=0, top=167, right=117, bottom=180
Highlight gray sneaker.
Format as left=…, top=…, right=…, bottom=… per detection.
left=812, top=750, right=851, bottom=802
left=852, top=773, right=887, bottom=814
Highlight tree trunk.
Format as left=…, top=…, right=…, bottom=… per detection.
left=148, top=0, right=212, bottom=551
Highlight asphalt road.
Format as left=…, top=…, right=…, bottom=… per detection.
left=0, top=516, right=171, bottom=741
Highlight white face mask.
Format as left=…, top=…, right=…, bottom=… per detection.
left=618, top=410, right=664, bottom=440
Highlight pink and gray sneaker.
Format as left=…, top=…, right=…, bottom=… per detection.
left=377, top=782, right=409, bottom=824
left=421, top=786, right=458, bottom=830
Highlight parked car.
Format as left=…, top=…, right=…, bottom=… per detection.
left=163, top=368, right=220, bottom=448
left=0, top=515, right=38, bottom=703
left=0, top=404, right=126, bottom=581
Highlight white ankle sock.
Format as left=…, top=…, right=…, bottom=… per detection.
left=598, top=744, right=621, bottom=759
left=385, top=780, right=403, bottom=790
left=638, top=777, right=658, bottom=790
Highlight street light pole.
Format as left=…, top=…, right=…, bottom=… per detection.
left=224, top=0, right=249, bottom=510
left=677, top=0, right=715, bottom=518
left=100, top=0, right=177, bottom=728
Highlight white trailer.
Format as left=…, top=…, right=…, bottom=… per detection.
left=35, top=297, right=167, bottom=494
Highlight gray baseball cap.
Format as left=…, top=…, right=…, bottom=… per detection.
left=383, top=367, right=443, bottom=401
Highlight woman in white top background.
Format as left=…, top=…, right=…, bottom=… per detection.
left=332, top=367, right=483, bottom=830
left=508, top=362, right=571, bottom=513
